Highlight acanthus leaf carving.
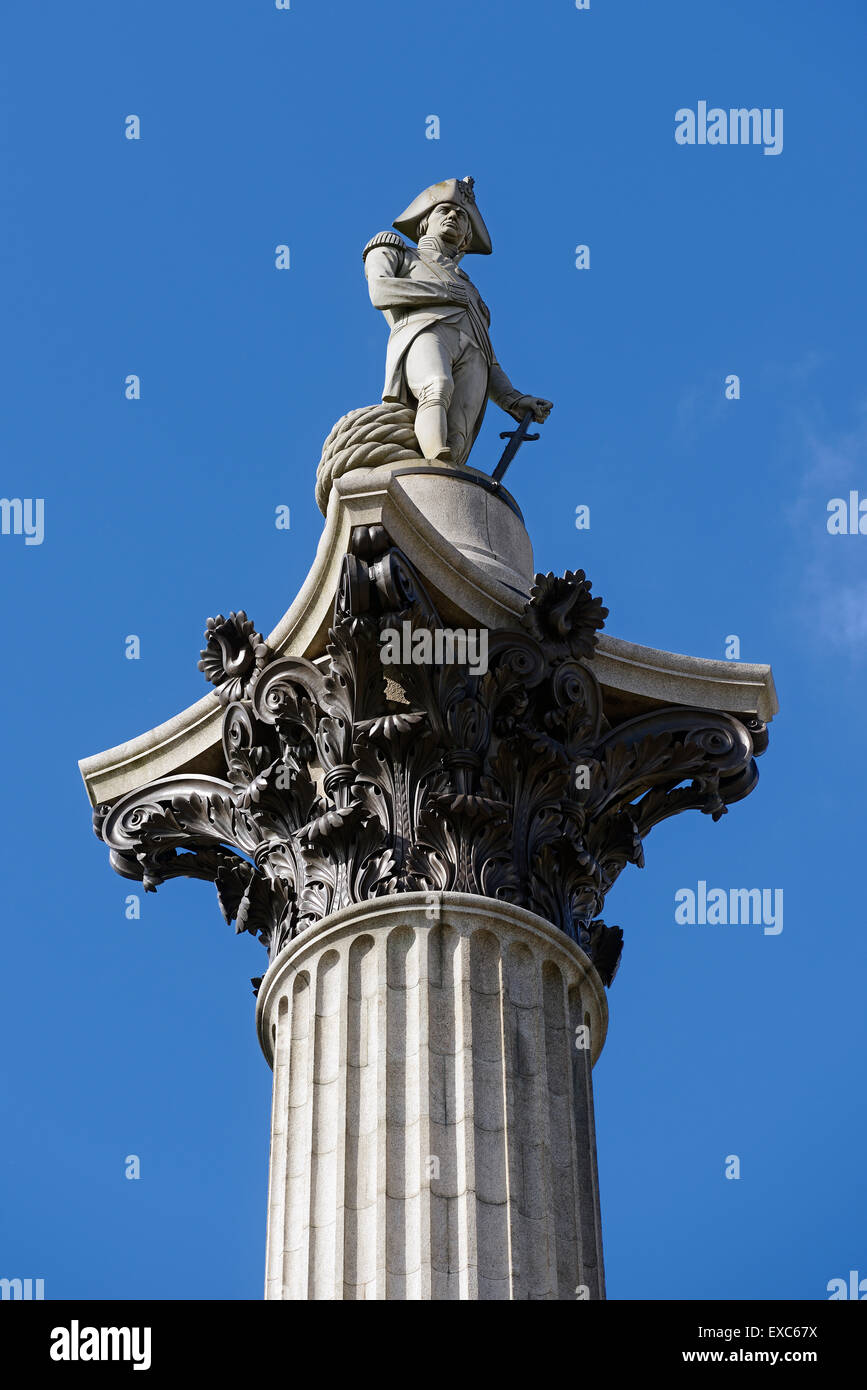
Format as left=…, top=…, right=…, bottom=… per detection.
left=93, top=566, right=767, bottom=986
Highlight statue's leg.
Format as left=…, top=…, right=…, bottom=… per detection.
left=446, top=338, right=490, bottom=467
left=404, top=327, right=458, bottom=462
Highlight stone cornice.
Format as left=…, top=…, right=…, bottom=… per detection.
left=593, top=637, right=778, bottom=722
left=79, top=461, right=777, bottom=807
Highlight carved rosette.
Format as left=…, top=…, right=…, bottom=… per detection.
left=95, top=534, right=766, bottom=989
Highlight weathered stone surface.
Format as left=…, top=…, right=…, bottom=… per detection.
left=78, top=461, right=776, bottom=807
left=91, top=537, right=768, bottom=988
left=256, top=893, right=607, bottom=1300
left=364, top=176, right=552, bottom=467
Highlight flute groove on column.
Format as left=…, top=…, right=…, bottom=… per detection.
left=257, top=893, right=608, bottom=1302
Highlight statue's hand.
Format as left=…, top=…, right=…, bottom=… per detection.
left=511, top=395, right=553, bottom=424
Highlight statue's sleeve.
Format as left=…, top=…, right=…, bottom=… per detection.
left=364, top=237, right=464, bottom=312
left=488, top=357, right=524, bottom=415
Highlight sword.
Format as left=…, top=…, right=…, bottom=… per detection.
left=491, top=410, right=541, bottom=484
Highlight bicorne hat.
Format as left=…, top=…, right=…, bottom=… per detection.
left=392, top=176, right=492, bottom=255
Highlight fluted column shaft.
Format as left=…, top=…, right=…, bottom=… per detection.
left=256, top=892, right=608, bottom=1301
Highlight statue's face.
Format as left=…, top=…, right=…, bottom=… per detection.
left=427, top=202, right=470, bottom=248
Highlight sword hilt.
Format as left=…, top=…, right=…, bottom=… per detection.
left=492, top=409, right=543, bottom=484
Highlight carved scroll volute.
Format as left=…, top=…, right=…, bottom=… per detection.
left=89, top=554, right=769, bottom=991
left=481, top=630, right=547, bottom=739
left=222, top=701, right=281, bottom=786
left=367, top=547, right=438, bottom=619
left=486, top=629, right=547, bottom=687
left=96, top=774, right=264, bottom=893
left=547, top=659, right=603, bottom=757
left=250, top=656, right=328, bottom=733
left=585, top=710, right=759, bottom=849
left=223, top=701, right=255, bottom=764
left=100, top=775, right=247, bottom=854
left=336, top=553, right=370, bottom=619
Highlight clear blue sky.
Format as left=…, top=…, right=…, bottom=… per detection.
left=1, top=0, right=865, bottom=1300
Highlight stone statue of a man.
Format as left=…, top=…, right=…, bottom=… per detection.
left=363, top=176, right=553, bottom=467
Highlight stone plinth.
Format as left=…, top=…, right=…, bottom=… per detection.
left=256, top=893, right=607, bottom=1301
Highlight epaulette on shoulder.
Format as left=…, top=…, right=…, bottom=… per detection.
left=362, top=230, right=407, bottom=261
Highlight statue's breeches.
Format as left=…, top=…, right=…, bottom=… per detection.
left=403, top=323, right=490, bottom=466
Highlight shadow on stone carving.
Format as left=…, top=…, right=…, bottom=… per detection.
left=94, top=531, right=766, bottom=993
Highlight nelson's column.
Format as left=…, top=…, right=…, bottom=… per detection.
left=80, top=176, right=778, bottom=1301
